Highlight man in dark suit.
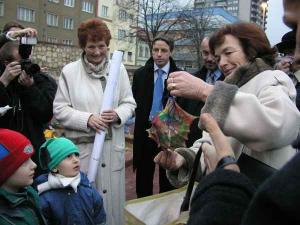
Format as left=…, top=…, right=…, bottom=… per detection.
left=132, top=36, right=180, bottom=197
left=196, top=37, right=224, bottom=84
left=177, top=37, right=224, bottom=146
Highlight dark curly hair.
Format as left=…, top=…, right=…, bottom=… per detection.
left=209, top=22, right=277, bottom=67
left=77, top=18, right=111, bottom=48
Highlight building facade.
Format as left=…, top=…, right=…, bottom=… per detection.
left=0, top=0, right=96, bottom=45
left=0, top=0, right=138, bottom=75
left=194, top=0, right=268, bottom=28
left=96, top=0, right=137, bottom=67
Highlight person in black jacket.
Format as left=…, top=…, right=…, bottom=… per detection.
left=132, top=36, right=183, bottom=197
left=196, top=37, right=224, bottom=85
left=0, top=41, right=57, bottom=175
left=274, top=30, right=300, bottom=111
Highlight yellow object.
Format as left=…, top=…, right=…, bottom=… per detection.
left=44, top=129, right=55, bottom=139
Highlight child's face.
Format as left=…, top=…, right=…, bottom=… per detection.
left=56, top=153, right=80, bottom=177
left=2, top=158, right=36, bottom=192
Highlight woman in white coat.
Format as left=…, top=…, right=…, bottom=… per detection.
left=53, top=18, right=136, bottom=225
left=154, top=22, right=300, bottom=187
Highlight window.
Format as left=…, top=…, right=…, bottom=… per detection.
left=47, top=37, right=58, bottom=43
left=128, top=32, right=134, bottom=43
left=118, top=29, right=126, bottom=40
left=49, top=0, right=59, bottom=3
left=63, top=17, right=74, bottom=29
left=185, top=61, right=192, bottom=68
left=17, top=7, right=35, bottom=22
left=82, top=1, right=93, bottom=13
left=101, top=5, right=108, bottom=17
left=139, top=46, right=143, bottom=57
left=119, top=9, right=127, bottom=21
left=128, top=14, right=135, bottom=25
left=127, top=52, right=132, bottom=62
left=0, top=1, right=4, bottom=16
left=145, top=47, right=149, bottom=58
left=47, top=13, right=59, bottom=26
left=63, top=39, right=73, bottom=45
left=64, top=0, right=75, bottom=7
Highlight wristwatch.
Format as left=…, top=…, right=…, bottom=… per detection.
left=216, top=155, right=237, bottom=169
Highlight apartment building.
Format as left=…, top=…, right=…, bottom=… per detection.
left=0, top=0, right=138, bottom=69
left=97, top=0, right=137, bottom=66
left=0, top=0, right=96, bottom=45
left=194, top=0, right=268, bottom=28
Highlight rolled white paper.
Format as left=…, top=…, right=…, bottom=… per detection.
left=87, top=50, right=123, bottom=183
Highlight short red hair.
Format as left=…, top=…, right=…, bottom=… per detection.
left=77, top=18, right=111, bottom=48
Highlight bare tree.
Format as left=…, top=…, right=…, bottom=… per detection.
left=121, top=0, right=183, bottom=50
left=178, top=7, right=214, bottom=70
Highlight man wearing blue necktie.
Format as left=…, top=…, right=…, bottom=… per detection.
left=132, top=36, right=180, bottom=197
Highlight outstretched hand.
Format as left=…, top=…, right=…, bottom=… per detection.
left=154, top=149, right=186, bottom=171
left=201, top=113, right=239, bottom=173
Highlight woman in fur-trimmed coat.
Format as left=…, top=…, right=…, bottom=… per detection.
left=154, top=22, right=300, bottom=187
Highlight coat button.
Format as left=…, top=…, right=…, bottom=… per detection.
left=103, top=189, right=107, bottom=194
left=101, top=163, right=106, bottom=167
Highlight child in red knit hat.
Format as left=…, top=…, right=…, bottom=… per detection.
left=0, top=129, right=46, bottom=225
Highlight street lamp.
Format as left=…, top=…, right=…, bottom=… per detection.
left=261, top=1, right=268, bottom=30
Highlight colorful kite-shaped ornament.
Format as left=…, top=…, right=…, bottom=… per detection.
left=147, top=97, right=197, bottom=149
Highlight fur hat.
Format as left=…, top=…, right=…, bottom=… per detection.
left=0, top=129, right=34, bottom=186
left=275, top=31, right=296, bottom=54
left=39, top=137, right=79, bottom=170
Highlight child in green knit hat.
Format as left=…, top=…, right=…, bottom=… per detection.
left=35, top=137, right=106, bottom=225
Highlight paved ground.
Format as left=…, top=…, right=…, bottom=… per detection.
left=125, top=149, right=159, bottom=200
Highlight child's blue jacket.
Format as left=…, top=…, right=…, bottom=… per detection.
left=35, top=172, right=106, bottom=225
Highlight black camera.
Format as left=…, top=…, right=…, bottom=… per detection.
left=19, top=37, right=40, bottom=77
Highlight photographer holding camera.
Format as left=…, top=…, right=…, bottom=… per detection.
left=0, top=40, right=57, bottom=175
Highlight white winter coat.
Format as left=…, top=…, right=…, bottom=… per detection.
left=53, top=57, right=136, bottom=225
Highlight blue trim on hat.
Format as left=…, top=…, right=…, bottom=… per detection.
left=0, top=144, right=9, bottom=160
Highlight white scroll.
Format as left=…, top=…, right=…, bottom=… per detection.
left=87, top=50, right=123, bottom=183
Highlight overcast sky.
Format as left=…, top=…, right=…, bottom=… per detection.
left=265, top=0, right=291, bottom=46
left=177, top=0, right=290, bottom=46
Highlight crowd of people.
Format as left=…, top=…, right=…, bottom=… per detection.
left=1, top=0, right=300, bottom=224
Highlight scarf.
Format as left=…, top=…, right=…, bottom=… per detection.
left=37, top=172, right=81, bottom=194
left=81, top=52, right=109, bottom=79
